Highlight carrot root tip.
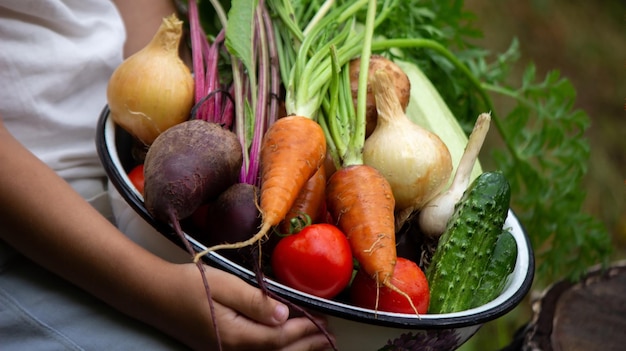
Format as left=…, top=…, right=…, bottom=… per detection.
left=385, top=281, right=421, bottom=319
left=193, top=222, right=272, bottom=263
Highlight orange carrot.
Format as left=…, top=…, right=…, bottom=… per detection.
left=259, top=116, right=326, bottom=226
left=195, top=115, right=326, bottom=257
left=279, top=162, right=327, bottom=234
left=326, top=164, right=419, bottom=315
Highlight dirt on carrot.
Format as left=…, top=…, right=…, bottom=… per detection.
left=326, top=164, right=396, bottom=282
left=326, top=164, right=420, bottom=315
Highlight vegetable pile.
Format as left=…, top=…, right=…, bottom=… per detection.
left=105, top=0, right=610, bottom=349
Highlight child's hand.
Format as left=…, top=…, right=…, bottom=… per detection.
left=159, top=263, right=335, bottom=351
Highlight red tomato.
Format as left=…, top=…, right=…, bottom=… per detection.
left=127, top=164, right=145, bottom=195
left=350, top=257, right=430, bottom=314
left=271, top=223, right=353, bottom=299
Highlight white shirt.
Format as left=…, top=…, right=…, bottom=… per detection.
left=0, top=0, right=125, bottom=198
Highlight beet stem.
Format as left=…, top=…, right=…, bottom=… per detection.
left=169, top=211, right=222, bottom=351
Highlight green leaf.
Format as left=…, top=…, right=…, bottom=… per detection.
left=487, top=67, right=611, bottom=285
left=225, top=0, right=257, bottom=73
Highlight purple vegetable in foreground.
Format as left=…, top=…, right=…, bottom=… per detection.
left=199, top=182, right=264, bottom=264
left=142, top=118, right=243, bottom=351
left=143, top=119, right=243, bottom=222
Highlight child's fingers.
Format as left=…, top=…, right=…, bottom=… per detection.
left=203, top=265, right=290, bottom=325
left=221, top=315, right=334, bottom=351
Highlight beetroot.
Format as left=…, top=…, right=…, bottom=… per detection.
left=143, top=119, right=243, bottom=223
left=142, top=119, right=243, bottom=350
left=205, top=183, right=261, bottom=242
left=197, top=182, right=264, bottom=265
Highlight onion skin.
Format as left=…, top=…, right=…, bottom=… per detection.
left=349, top=55, right=411, bottom=138
left=363, top=69, right=452, bottom=213
left=107, top=14, right=194, bottom=145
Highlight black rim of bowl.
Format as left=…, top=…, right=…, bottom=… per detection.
left=96, top=106, right=535, bottom=330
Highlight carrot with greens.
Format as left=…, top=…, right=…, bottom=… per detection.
left=242, top=0, right=372, bottom=247
left=189, top=2, right=338, bottom=349
left=262, top=0, right=437, bottom=316
left=257, top=115, right=327, bottom=234
left=192, top=0, right=369, bottom=254
left=194, top=115, right=326, bottom=253
left=323, top=69, right=420, bottom=314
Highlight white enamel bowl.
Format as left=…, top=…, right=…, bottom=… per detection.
left=97, top=107, right=534, bottom=351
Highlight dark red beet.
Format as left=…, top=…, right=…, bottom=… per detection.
left=142, top=119, right=243, bottom=351
left=143, top=119, right=243, bottom=222
left=196, top=183, right=264, bottom=264
left=205, top=183, right=261, bottom=243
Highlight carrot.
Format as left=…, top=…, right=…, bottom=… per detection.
left=279, top=162, right=327, bottom=234
left=281, top=0, right=421, bottom=315
left=259, top=116, right=326, bottom=225
left=326, top=164, right=418, bottom=316
left=194, top=115, right=326, bottom=257
left=326, top=164, right=395, bottom=282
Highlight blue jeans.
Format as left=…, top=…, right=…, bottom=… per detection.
left=0, top=252, right=189, bottom=350
left=0, top=184, right=189, bottom=350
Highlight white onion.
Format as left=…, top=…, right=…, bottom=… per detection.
left=363, top=69, right=452, bottom=215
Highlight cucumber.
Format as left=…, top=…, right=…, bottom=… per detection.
left=426, top=171, right=511, bottom=314
left=469, top=229, right=518, bottom=308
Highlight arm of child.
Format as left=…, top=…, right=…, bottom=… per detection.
left=0, top=2, right=332, bottom=346
left=0, top=117, right=331, bottom=351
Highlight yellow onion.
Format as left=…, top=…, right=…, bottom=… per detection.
left=363, top=69, right=453, bottom=217
left=107, top=14, right=194, bottom=145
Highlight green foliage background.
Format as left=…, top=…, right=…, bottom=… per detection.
left=459, top=0, right=626, bottom=349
